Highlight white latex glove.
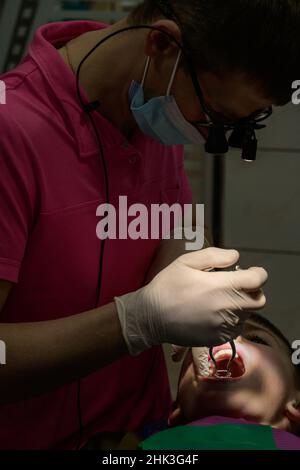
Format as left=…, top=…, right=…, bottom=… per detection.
left=114, top=248, right=268, bottom=356
left=172, top=345, right=211, bottom=378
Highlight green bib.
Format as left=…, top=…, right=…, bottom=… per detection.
left=140, top=423, right=278, bottom=450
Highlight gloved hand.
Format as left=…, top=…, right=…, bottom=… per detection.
left=114, top=248, right=268, bottom=356
left=172, top=345, right=211, bottom=378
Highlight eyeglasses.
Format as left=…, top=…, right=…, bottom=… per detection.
left=186, top=62, right=273, bottom=160
left=190, top=106, right=273, bottom=130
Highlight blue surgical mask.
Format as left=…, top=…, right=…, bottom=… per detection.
left=129, top=50, right=205, bottom=146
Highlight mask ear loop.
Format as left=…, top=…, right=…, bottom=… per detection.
left=141, top=49, right=182, bottom=93
left=166, top=49, right=182, bottom=96
left=141, top=56, right=151, bottom=87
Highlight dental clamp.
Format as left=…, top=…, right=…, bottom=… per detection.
left=209, top=340, right=236, bottom=378
left=208, top=265, right=240, bottom=377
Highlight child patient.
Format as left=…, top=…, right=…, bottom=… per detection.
left=141, top=313, right=300, bottom=450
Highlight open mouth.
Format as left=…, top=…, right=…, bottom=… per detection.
left=201, top=345, right=246, bottom=381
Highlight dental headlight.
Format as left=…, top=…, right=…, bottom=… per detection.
left=205, top=126, right=229, bottom=155
left=204, top=110, right=272, bottom=162
left=228, top=125, right=259, bottom=163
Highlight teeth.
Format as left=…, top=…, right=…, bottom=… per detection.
left=212, top=350, right=239, bottom=362
left=197, top=348, right=241, bottom=380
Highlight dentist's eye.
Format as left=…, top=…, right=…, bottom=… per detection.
left=243, top=335, right=270, bottom=346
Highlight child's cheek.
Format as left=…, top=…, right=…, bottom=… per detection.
left=250, top=348, right=289, bottom=402
left=177, top=365, right=203, bottom=420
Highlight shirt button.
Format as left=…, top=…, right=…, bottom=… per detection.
left=123, top=141, right=130, bottom=149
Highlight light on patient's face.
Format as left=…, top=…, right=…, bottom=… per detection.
left=175, top=323, right=296, bottom=428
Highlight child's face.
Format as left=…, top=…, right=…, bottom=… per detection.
left=173, top=318, right=299, bottom=431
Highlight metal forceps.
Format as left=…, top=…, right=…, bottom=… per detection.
left=209, top=341, right=236, bottom=378
left=206, top=265, right=239, bottom=377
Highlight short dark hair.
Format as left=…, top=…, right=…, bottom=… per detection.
left=245, top=312, right=300, bottom=387
left=129, top=0, right=300, bottom=105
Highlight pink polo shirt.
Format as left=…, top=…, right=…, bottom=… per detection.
left=0, top=21, right=192, bottom=449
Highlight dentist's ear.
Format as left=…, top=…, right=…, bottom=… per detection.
left=144, top=20, right=182, bottom=58
left=286, top=399, right=300, bottom=426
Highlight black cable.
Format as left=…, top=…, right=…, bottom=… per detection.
left=74, top=128, right=108, bottom=450
left=74, top=38, right=111, bottom=453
